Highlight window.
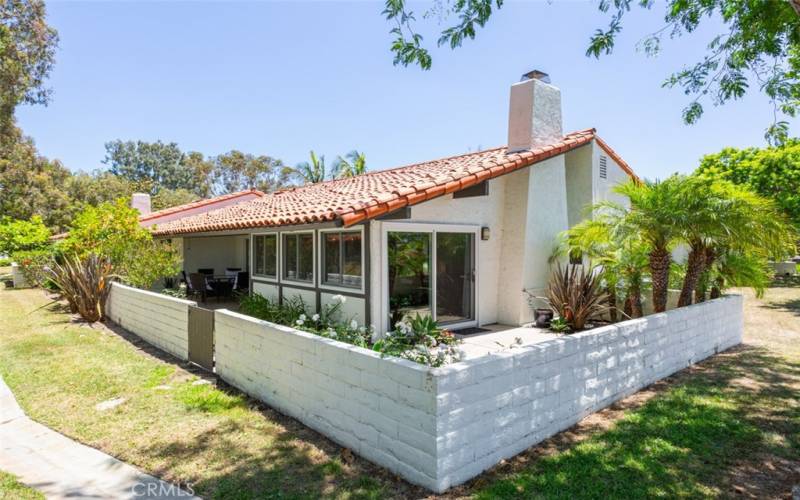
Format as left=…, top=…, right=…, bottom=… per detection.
left=253, top=234, right=277, bottom=278
left=322, top=231, right=362, bottom=288
left=599, top=155, right=608, bottom=179
left=283, top=233, right=314, bottom=282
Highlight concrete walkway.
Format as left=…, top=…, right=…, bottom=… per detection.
left=0, top=377, right=200, bottom=499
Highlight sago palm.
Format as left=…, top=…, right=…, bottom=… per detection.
left=334, top=150, right=367, bottom=178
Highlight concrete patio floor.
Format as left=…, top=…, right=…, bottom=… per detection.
left=455, top=323, right=560, bottom=359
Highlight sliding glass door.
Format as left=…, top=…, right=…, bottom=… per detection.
left=386, top=226, right=476, bottom=329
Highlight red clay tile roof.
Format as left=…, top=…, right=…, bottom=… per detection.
left=139, top=189, right=265, bottom=223
left=151, top=129, right=635, bottom=236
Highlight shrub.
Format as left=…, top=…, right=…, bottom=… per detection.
left=160, top=286, right=187, bottom=299
left=59, top=199, right=180, bottom=288
left=10, top=248, right=55, bottom=288
left=46, top=254, right=116, bottom=322
left=0, top=216, right=50, bottom=255
left=545, top=263, right=610, bottom=331
left=0, top=257, right=10, bottom=267
left=238, top=294, right=460, bottom=366
left=374, top=313, right=461, bottom=367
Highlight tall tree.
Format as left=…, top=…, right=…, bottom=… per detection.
left=0, top=132, right=72, bottom=230
left=0, top=0, right=58, bottom=146
left=694, top=140, right=800, bottom=228
left=211, top=150, right=291, bottom=195
left=292, top=150, right=333, bottom=184
left=384, top=0, right=800, bottom=144
left=103, top=140, right=197, bottom=195
left=333, top=150, right=367, bottom=178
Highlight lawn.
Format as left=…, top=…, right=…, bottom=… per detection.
left=1, top=286, right=799, bottom=499
left=0, top=471, right=43, bottom=500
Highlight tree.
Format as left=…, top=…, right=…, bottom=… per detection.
left=0, top=132, right=72, bottom=230
left=383, top=0, right=800, bottom=144
left=673, top=176, right=795, bottom=307
left=694, top=140, right=800, bottom=228
left=292, top=150, right=333, bottom=184
left=0, top=0, right=58, bottom=146
left=594, top=177, right=686, bottom=313
left=211, top=150, right=291, bottom=195
left=559, top=218, right=650, bottom=319
left=0, top=215, right=49, bottom=255
left=333, top=150, right=367, bottom=178
left=59, top=199, right=180, bottom=288
left=104, top=140, right=196, bottom=195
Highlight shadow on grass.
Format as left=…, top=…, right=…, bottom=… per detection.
left=770, top=275, right=800, bottom=289
left=138, top=393, right=401, bottom=500
left=471, top=345, right=800, bottom=499
left=760, top=298, right=800, bottom=317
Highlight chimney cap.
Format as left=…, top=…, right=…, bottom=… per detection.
left=520, top=70, right=551, bottom=84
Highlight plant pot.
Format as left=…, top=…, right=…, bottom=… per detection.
left=534, top=308, right=553, bottom=328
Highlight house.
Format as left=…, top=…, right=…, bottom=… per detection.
left=147, top=71, right=638, bottom=334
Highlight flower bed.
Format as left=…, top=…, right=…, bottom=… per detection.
left=239, top=293, right=462, bottom=366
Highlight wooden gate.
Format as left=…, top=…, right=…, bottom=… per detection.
left=188, top=305, right=214, bottom=371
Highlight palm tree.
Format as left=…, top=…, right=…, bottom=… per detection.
left=292, top=150, right=329, bottom=184
left=334, top=150, right=367, bottom=178
left=595, top=177, right=686, bottom=313
left=560, top=218, right=649, bottom=319
left=676, top=177, right=795, bottom=306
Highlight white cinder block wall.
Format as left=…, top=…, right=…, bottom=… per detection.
left=105, top=282, right=196, bottom=360
left=212, top=295, right=743, bottom=493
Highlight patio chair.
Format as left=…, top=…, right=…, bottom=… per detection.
left=225, top=267, right=242, bottom=289
left=188, top=273, right=215, bottom=302
left=235, top=271, right=249, bottom=292
left=197, top=268, right=214, bottom=276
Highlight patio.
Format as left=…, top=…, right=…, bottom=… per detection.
left=455, top=323, right=558, bottom=359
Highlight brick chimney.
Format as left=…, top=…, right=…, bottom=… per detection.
left=131, top=193, right=151, bottom=216
left=507, top=70, right=563, bottom=153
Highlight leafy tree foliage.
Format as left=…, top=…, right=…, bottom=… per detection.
left=0, top=131, right=72, bottom=230
left=59, top=199, right=180, bottom=288
left=0, top=0, right=58, bottom=145
left=0, top=215, right=49, bottom=255
left=103, top=140, right=210, bottom=196
left=694, top=140, right=800, bottom=227
left=384, top=0, right=800, bottom=143
left=211, top=150, right=292, bottom=195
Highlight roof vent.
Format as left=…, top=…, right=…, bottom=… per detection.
left=520, top=70, right=551, bottom=84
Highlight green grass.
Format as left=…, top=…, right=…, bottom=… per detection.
left=0, top=289, right=390, bottom=499
left=473, top=302, right=800, bottom=498
left=0, top=471, right=43, bottom=500
left=2, top=287, right=800, bottom=499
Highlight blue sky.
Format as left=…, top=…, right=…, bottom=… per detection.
left=16, top=1, right=799, bottom=181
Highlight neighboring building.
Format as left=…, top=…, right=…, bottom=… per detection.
left=148, top=71, right=638, bottom=333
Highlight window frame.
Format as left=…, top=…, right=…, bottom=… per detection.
left=251, top=232, right=279, bottom=281
left=280, top=230, right=316, bottom=285
left=319, top=227, right=365, bottom=293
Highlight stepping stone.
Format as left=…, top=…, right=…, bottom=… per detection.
left=95, top=397, right=126, bottom=411
left=192, top=379, right=211, bottom=386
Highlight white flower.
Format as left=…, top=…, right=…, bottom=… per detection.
left=350, top=320, right=358, bottom=330
left=312, top=314, right=320, bottom=322
left=299, top=314, right=307, bottom=321
left=332, top=294, right=347, bottom=304
left=295, top=318, right=304, bottom=326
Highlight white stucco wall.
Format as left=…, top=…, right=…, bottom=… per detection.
left=565, top=146, right=593, bottom=228
left=105, top=282, right=196, bottom=360
left=321, top=293, right=366, bottom=325
left=252, top=281, right=279, bottom=302
left=183, top=235, right=249, bottom=275
left=593, top=142, right=630, bottom=207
